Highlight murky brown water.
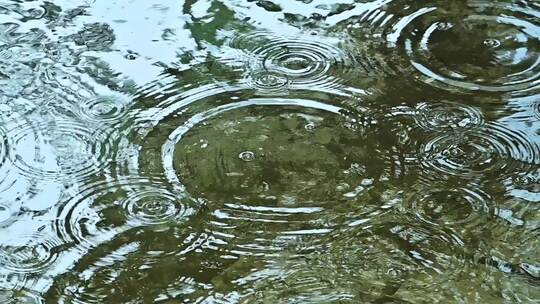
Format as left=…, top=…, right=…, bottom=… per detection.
left=0, top=0, right=539, bottom=303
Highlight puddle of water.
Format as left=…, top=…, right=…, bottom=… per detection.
left=0, top=0, right=539, bottom=303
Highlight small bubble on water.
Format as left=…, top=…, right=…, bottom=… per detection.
left=239, top=151, right=255, bottom=162
left=387, top=268, right=400, bottom=277
left=483, top=39, right=501, bottom=48
left=304, top=122, right=316, bottom=131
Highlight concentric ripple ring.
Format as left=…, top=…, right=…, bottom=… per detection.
left=385, top=1, right=540, bottom=93
left=55, top=178, right=197, bottom=252
left=414, top=101, right=484, bottom=131
left=0, top=234, right=63, bottom=273
left=7, top=120, right=114, bottom=180
left=230, top=32, right=357, bottom=90
left=420, top=122, right=540, bottom=179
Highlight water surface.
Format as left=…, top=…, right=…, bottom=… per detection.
left=0, top=0, right=539, bottom=303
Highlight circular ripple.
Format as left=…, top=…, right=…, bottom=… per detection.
left=420, top=123, right=540, bottom=179
left=245, top=70, right=290, bottom=93
left=56, top=178, right=197, bottom=252
left=8, top=120, right=113, bottom=180
left=384, top=1, right=540, bottom=93
left=230, top=32, right=357, bottom=89
left=121, top=83, right=392, bottom=257
left=405, top=186, right=491, bottom=226
left=253, top=220, right=470, bottom=302
left=245, top=222, right=470, bottom=302
left=507, top=169, right=540, bottom=202
left=0, top=273, right=37, bottom=304
left=0, top=234, right=62, bottom=273
left=123, top=188, right=193, bottom=227
left=238, top=150, right=256, bottom=162
left=155, top=97, right=391, bottom=256
left=164, top=99, right=372, bottom=200
left=414, top=101, right=483, bottom=131
left=79, top=94, right=128, bottom=123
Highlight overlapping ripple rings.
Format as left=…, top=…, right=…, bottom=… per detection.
left=245, top=70, right=290, bottom=94
left=414, top=101, right=484, bottom=131
left=403, top=185, right=492, bottom=226
left=78, top=94, right=129, bottom=124
left=229, top=32, right=358, bottom=90
left=0, top=0, right=539, bottom=302
left=56, top=178, right=197, bottom=253
left=7, top=120, right=114, bottom=180
left=244, top=219, right=469, bottom=303
left=0, top=233, right=63, bottom=274
left=420, top=122, right=540, bottom=179
left=169, top=104, right=378, bottom=254
left=123, top=82, right=395, bottom=257
left=359, top=0, right=540, bottom=93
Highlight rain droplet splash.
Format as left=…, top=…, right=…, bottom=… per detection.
left=123, top=79, right=390, bottom=257
left=483, top=39, right=501, bottom=49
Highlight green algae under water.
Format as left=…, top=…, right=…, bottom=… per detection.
left=0, top=0, right=539, bottom=303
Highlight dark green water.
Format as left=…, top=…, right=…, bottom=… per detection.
left=0, top=0, right=539, bottom=303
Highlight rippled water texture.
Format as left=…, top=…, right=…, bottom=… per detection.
left=0, top=0, right=539, bottom=303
